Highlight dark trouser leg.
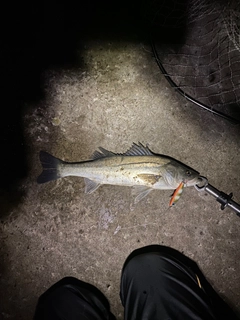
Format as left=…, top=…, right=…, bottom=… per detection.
left=33, top=277, right=115, bottom=320
left=120, top=245, right=238, bottom=320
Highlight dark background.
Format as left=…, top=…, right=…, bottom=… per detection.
left=1, top=0, right=149, bottom=214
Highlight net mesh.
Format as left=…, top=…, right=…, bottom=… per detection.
left=223, top=1, right=240, bottom=52
left=146, top=0, right=240, bottom=120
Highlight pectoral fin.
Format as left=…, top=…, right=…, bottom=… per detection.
left=132, top=186, right=153, bottom=203
left=84, top=178, right=101, bottom=194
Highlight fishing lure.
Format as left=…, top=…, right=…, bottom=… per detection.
left=169, top=182, right=184, bottom=207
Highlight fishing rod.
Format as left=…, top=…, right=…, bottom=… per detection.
left=195, top=177, right=240, bottom=217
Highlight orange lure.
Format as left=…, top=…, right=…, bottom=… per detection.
left=169, top=182, right=184, bottom=207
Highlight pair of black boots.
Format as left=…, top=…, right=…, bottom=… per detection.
left=34, top=245, right=238, bottom=320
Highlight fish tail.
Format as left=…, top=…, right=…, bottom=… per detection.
left=37, top=151, right=63, bottom=184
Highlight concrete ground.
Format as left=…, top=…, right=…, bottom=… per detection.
left=1, top=2, right=240, bottom=319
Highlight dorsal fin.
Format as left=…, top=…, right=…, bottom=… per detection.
left=91, top=143, right=154, bottom=160
left=124, top=143, right=154, bottom=156
left=91, top=147, right=116, bottom=160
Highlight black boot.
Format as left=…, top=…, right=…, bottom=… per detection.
left=120, top=245, right=238, bottom=320
left=34, top=276, right=116, bottom=320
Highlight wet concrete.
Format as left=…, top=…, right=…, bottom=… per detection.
left=1, top=2, right=240, bottom=319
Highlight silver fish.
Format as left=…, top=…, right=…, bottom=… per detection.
left=37, top=143, right=201, bottom=203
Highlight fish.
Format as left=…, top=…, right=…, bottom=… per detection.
left=169, top=181, right=184, bottom=207
left=37, top=143, right=201, bottom=203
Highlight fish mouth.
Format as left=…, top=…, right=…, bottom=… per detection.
left=196, top=176, right=207, bottom=184
left=194, top=176, right=208, bottom=190
left=184, top=175, right=203, bottom=187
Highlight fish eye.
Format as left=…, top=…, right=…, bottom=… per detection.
left=186, top=170, right=191, bottom=175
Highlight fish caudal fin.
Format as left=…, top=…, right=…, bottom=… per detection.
left=37, top=151, right=63, bottom=184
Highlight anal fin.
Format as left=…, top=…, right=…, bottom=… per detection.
left=84, top=178, right=101, bottom=194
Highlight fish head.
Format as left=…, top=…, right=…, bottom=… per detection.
left=164, top=161, right=201, bottom=188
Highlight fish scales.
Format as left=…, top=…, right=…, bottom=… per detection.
left=59, top=156, right=170, bottom=186
left=58, top=156, right=168, bottom=189
left=37, top=143, right=201, bottom=203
